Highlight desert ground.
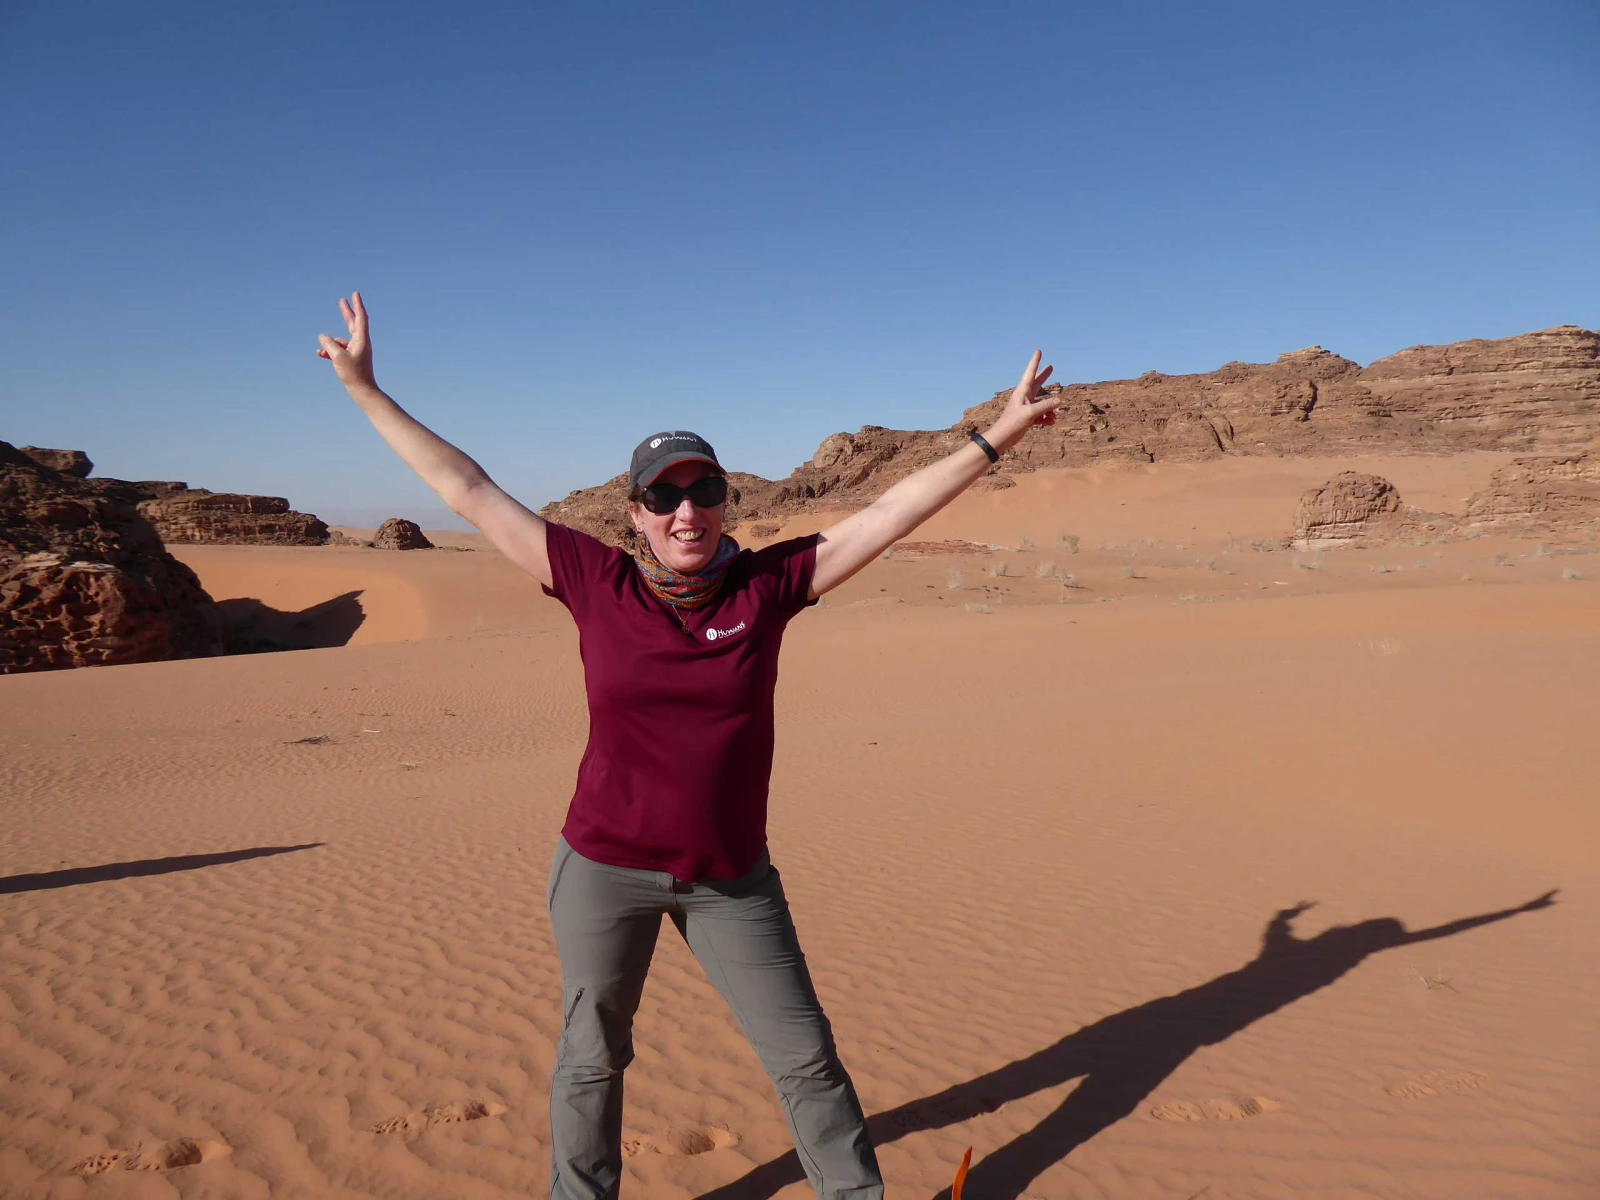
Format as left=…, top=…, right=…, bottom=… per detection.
left=2, top=451, right=1596, bottom=1199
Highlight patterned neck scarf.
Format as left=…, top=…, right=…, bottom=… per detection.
left=633, top=531, right=740, bottom=614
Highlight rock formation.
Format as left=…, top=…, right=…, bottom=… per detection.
left=7, top=448, right=328, bottom=545
left=542, top=325, right=1600, bottom=545
left=19, top=446, right=92, bottom=477
left=134, top=486, right=329, bottom=546
left=1464, top=454, right=1600, bottom=536
left=1, top=442, right=225, bottom=674
left=372, top=518, right=434, bottom=550
left=1292, top=473, right=1404, bottom=549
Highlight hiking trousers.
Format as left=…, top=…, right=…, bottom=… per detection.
left=546, top=837, right=883, bottom=1200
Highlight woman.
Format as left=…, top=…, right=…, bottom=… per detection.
left=318, top=293, right=1059, bottom=1200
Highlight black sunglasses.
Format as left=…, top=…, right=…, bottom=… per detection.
left=638, top=475, right=728, bottom=515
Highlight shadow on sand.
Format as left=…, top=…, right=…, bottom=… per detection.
left=697, top=890, right=1557, bottom=1200
left=219, top=590, right=366, bottom=652
left=0, top=844, right=325, bottom=896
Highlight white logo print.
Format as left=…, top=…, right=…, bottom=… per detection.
left=706, top=621, right=747, bottom=642
left=650, top=434, right=697, bottom=450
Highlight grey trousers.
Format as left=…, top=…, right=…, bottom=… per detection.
left=547, top=837, right=883, bottom=1200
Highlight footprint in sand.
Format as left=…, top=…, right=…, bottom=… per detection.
left=1385, top=1070, right=1486, bottom=1100
left=371, top=1099, right=509, bottom=1136
left=1150, top=1096, right=1281, bottom=1122
left=74, top=1138, right=232, bottom=1175
left=621, top=1125, right=740, bottom=1157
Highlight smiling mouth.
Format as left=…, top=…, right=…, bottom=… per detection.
left=672, top=530, right=705, bottom=543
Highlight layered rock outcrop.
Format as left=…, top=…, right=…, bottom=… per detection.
left=19, top=446, right=93, bottom=477
left=134, top=486, right=328, bottom=546
left=8, top=447, right=328, bottom=545
left=1, top=442, right=225, bottom=673
left=373, top=518, right=434, bottom=550
left=1464, top=454, right=1600, bottom=535
left=542, top=325, right=1600, bottom=545
left=1292, top=473, right=1404, bottom=549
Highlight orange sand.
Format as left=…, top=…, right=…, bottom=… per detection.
left=2, top=453, right=1596, bottom=1199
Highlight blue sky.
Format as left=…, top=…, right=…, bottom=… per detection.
left=2, top=1, right=1597, bottom=528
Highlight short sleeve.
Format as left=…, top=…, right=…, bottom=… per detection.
left=741, top=534, right=819, bottom=621
left=542, top=523, right=628, bottom=615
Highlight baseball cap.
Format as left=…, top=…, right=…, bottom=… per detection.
left=629, top=431, right=724, bottom=490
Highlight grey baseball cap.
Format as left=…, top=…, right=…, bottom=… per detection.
left=629, top=431, right=724, bottom=490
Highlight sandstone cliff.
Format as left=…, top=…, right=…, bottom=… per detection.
left=1464, top=453, right=1600, bottom=535
left=13, top=447, right=328, bottom=545
left=134, top=486, right=329, bottom=546
left=541, top=325, right=1600, bottom=545
left=1, top=442, right=225, bottom=674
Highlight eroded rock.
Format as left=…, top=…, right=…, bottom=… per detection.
left=373, top=518, right=434, bottom=550
left=1465, top=453, right=1600, bottom=535
left=1293, top=473, right=1403, bottom=548
left=136, top=489, right=328, bottom=545
left=0, top=442, right=225, bottom=673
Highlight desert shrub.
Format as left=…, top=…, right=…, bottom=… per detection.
left=946, top=571, right=966, bottom=590
left=1563, top=567, right=1583, bottom=581
left=989, top=561, right=1008, bottom=577
left=1122, top=565, right=1142, bottom=579
left=1016, top=536, right=1034, bottom=550
left=1035, top=561, right=1056, bottom=578
left=1057, top=533, right=1080, bottom=553
left=963, top=602, right=990, bottom=614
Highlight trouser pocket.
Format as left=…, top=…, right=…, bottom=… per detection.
left=547, top=838, right=574, bottom=909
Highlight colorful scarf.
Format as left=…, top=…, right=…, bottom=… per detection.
left=633, top=532, right=740, bottom=614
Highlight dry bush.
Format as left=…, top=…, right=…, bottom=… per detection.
left=1056, top=533, right=1080, bottom=553
left=946, top=571, right=966, bottom=590
left=963, top=602, right=990, bottom=614
left=988, top=561, right=1008, bottom=577
left=1035, top=561, right=1056, bottom=578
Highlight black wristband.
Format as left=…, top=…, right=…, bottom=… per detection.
left=970, top=432, right=1000, bottom=463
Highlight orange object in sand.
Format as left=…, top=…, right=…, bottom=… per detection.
left=951, top=1146, right=972, bottom=1200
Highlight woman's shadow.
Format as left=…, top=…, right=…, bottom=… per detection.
left=698, top=890, right=1557, bottom=1200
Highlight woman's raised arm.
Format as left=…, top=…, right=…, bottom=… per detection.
left=808, top=351, right=1059, bottom=599
left=317, top=292, right=552, bottom=587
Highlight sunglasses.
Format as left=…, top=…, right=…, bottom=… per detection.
left=638, top=474, right=728, bottom=515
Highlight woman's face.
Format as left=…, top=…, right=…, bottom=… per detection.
left=631, top=460, right=726, bottom=573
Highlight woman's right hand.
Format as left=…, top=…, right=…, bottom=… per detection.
left=317, top=291, right=378, bottom=393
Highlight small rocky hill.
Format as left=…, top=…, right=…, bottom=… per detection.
left=542, top=325, right=1600, bottom=545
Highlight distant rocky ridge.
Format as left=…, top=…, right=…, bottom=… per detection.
left=13, top=447, right=328, bottom=545
left=541, top=325, right=1600, bottom=545
left=1, top=442, right=225, bottom=673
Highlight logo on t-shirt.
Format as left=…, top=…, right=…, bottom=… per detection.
left=706, top=620, right=747, bottom=642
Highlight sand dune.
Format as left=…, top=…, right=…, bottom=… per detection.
left=2, top=454, right=1596, bottom=1199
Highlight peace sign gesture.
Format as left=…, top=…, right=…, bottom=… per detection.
left=316, top=291, right=378, bottom=392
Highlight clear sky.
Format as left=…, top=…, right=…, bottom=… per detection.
left=3, top=1, right=1597, bottom=528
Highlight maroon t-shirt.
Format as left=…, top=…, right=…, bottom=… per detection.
left=542, top=523, right=819, bottom=881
